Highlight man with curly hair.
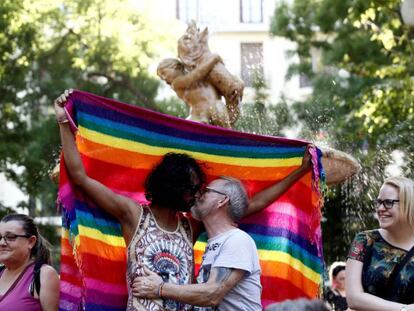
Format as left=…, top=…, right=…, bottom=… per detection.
left=132, top=176, right=263, bottom=310
left=131, top=159, right=315, bottom=310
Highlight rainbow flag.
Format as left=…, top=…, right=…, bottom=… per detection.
left=58, top=90, right=325, bottom=310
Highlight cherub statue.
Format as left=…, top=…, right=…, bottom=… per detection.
left=157, top=21, right=244, bottom=128
left=157, top=54, right=232, bottom=128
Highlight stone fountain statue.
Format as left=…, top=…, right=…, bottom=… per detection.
left=51, top=22, right=360, bottom=185
left=157, top=21, right=244, bottom=128
left=156, top=21, right=360, bottom=185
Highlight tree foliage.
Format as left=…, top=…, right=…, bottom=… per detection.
left=270, top=0, right=414, bottom=262
left=235, top=70, right=294, bottom=136
left=0, top=0, right=178, bottom=215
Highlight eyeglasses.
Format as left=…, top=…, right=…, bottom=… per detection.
left=0, top=233, right=30, bottom=243
left=203, top=187, right=227, bottom=197
left=373, top=199, right=400, bottom=209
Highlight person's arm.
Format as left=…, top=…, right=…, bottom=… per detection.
left=172, top=54, right=222, bottom=89
left=246, top=147, right=312, bottom=216
left=38, top=265, right=60, bottom=311
left=346, top=259, right=413, bottom=311
left=55, top=90, right=139, bottom=244
left=132, top=266, right=245, bottom=307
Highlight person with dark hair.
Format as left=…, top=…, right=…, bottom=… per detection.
left=144, top=152, right=206, bottom=212
left=324, top=262, right=348, bottom=311
left=132, top=176, right=262, bottom=310
left=55, top=91, right=209, bottom=311
left=131, top=159, right=312, bottom=310
left=55, top=90, right=313, bottom=310
left=0, top=213, right=59, bottom=310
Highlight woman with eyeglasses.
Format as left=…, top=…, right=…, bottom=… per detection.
left=0, top=213, right=59, bottom=310
left=346, top=176, right=414, bottom=311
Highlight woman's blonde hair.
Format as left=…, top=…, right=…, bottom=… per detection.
left=383, top=176, right=414, bottom=229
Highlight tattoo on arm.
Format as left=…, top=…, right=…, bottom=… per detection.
left=215, top=267, right=232, bottom=283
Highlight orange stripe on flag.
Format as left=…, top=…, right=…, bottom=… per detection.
left=77, top=235, right=127, bottom=261
left=77, top=137, right=161, bottom=169
left=77, top=136, right=304, bottom=181
left=260, top=260, right=318, bottom=296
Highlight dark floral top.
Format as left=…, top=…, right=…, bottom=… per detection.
left=348, top=230, right=414, bottom=304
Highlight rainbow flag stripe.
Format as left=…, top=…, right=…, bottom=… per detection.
left=58, top=90, right=325, bottom=310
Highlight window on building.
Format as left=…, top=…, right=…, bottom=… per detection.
left=176, top=0, right=200, bottom=23
left=240, top=0, right=263, bottom=23
left=241, top=43, right=264, bottom=87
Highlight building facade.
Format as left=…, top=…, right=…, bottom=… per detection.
left=158, top=0, right=311, bottom=104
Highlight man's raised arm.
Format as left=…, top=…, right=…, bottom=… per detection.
left=246, top=147, right=312, bottom=216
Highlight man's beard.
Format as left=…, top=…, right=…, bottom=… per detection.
left=190, top=205, right=202, bottom=220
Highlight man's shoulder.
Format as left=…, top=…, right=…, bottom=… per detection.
left=230, top=228, right=255, bottom=242
left=212, top=229, right=261, bottom=276
left=224, top=229, right=257, bottom=250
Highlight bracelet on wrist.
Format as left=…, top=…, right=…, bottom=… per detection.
left=158, top=282, right=165, bottom=298
left=57, top=118, right=69, bottom=124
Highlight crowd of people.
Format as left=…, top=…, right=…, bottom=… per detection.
left=0, top=91, right=413, bottom=310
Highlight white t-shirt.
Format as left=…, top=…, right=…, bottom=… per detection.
left=194, top=228, right=262, bottom=311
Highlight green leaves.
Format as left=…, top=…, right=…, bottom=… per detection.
left=270, top=0, right=414, bottom=262
left=0, top=0, right=177, bottom=215
left=272, top=0, right=413, bottom=153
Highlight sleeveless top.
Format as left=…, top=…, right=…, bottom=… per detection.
left=0, top=262, right=42, bottom=311
left=126, top=206, right=194, bottom=311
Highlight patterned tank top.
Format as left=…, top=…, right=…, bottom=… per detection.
left=126, top=206, right=194, bottom=311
